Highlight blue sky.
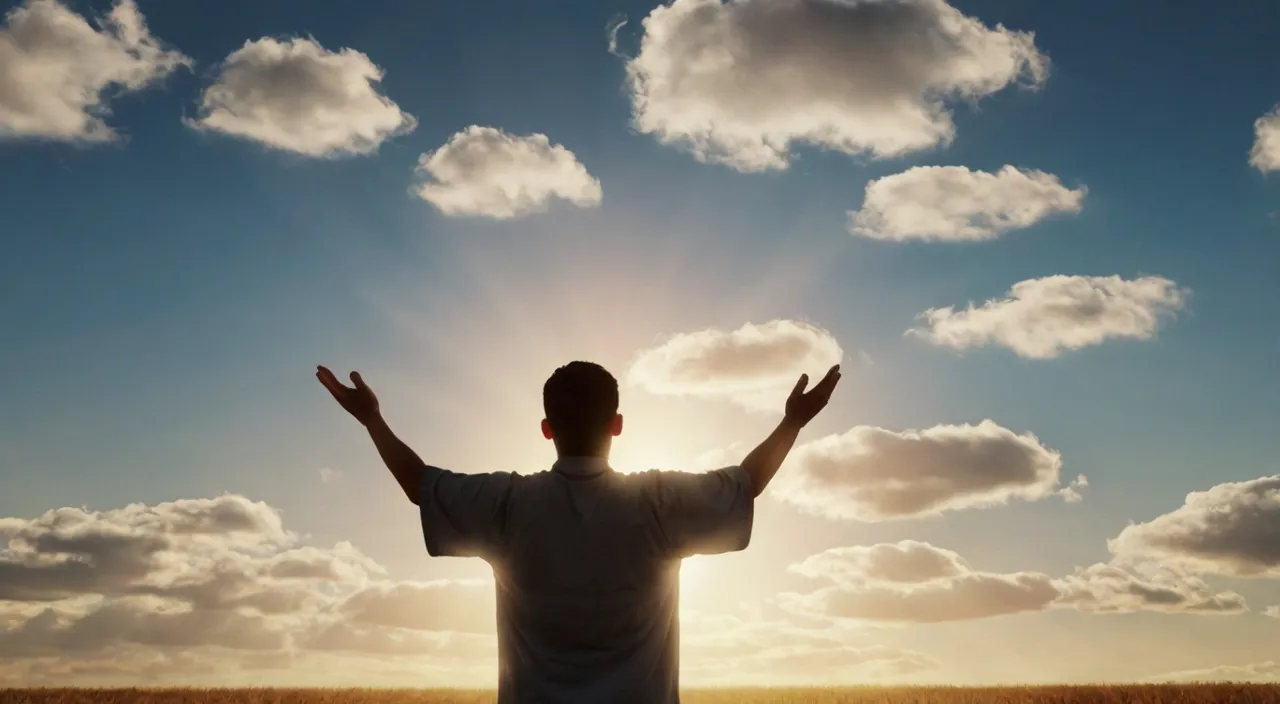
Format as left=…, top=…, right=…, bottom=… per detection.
left=3, top=0, right=1280, bottom=688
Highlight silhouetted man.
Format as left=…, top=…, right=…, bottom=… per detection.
left=317, top=360, right=841, bottom=703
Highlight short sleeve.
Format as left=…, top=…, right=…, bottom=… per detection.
left=419, top=466, right=515, bottom=559
left=647, top=466, right=755, bottom=558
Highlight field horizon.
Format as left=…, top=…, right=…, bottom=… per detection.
left=5, top=685, right=1280, bottom=703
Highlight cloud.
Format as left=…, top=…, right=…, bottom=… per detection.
left=187, top=37, right=415, bottom=157
left=338, top=580, right=495, bottom=634
left=789, top=541, right=968, bottom=584
left=0, top=493, right=510, bottom=674
left=849, top=165, right=1086, bottom=242
left=1147, top=661, right=1280, bottom=684
left=1108, top=475, right=1280, bottom=578
left=413, top=126, right=602, bottom=219
left=0, top=0, right=189, bottom=142
left=317, top=467, right=342, bottom=484
left=1251, top=108, right=1280, bottom=173
left=1053, top=563, right=1246, bottom=615
left=772, top=420, right=1072, bottom=521
left=627, top=319, right=844, bottom=411
left=621, top=0, right=1048, bottom=172
left=782, top=542, right=1059, bottom=623
left=781, top=541, right=1243, bottom=624
left=679, top=609, right=937, bottom=685
left=910, top=275, right=1189, bottom=359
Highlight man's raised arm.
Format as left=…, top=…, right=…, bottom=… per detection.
left=740, top=365, right=841, bottom=497
left=316, top=366, right=425, bottom=505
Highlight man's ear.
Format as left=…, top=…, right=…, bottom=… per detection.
left=610, top=413, right=624, bottom=437
left=541, top=418, right=554, bottom=440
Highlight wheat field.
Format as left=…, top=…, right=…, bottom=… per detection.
left=3, top=686, right=1280, bottom=704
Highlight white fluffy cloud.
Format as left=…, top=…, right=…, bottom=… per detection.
left=621, top=0, right=1048, bottom=172
left=849, top=165, right=1086, bottom=242
left=782, top=541, right=1244, bottom=624
left=187, top=37, right=416, bottom=157
left=783, top=542, right=1059, bottom=623
left=0, top=494, right=500, bottom=681
left=627, top=319, right=843, bottom=411
left=413, top=126, right=602, bottom=219
left=1251, top=108, right=1280, bottom=173
left=911, top=275, right=1189, bottom=359
left=1108, top=475, right=1280, bottom=578
left=0, top=0, right=189, bottom=142
left=772, top=420, right=1072, bottom=521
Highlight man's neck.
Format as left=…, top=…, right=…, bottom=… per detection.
left=552, top=455, right=611, bottom=476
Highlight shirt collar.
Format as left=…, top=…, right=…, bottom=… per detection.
left=552, top=456, right=612, bottom=477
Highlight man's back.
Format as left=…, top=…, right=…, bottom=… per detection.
left=317, top=360, right=840, bottom=703
left=418, top=457, right=755, bottom=704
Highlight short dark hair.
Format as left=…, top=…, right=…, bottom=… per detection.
left=543, top=361, right=619, bottom=455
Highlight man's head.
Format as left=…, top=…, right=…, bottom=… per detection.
left=541, top=361, right=623, bottom=457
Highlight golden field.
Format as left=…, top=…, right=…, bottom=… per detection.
left=3, top=687, right=1280, bottom=704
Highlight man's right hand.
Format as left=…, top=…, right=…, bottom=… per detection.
left=317, top=365, right=381, bottom=426
left=784, top=364, right=841, bottom=427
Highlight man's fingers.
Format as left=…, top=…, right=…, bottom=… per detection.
left=790, top=374, right=809, bottom=397
left=350, top=371, right=368, bottom=391
left=316, top=366, right=350, bottom=396
left=810, top=365, right=842, bottom=398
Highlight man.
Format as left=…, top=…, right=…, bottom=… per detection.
left=316, top=360, right=841, bottom=703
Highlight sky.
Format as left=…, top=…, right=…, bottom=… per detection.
left=3, top=0, right=1280, bottom=689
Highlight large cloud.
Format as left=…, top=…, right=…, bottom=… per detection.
left=0, top=0, right=189, bottom=142
left=772, top=420, right=1073, bottom=521
left=782, top=541, right=1244, bottom=624
left=187, top=37, right=416, bottom=157
left=1251, top=108, right=1280, bottom=173
left=0, top=494, right=498, bottom=674
left=413, top=126, right=602, bottom=219
left=620, top=0, right=1048, bottom=172
left=911, top=275, right=1189, bottom=359
left=1108, top=475, right=1280, bottom=578
left=627, top=319, right=844, bottom=411
left=849, top=165, right=1086, bottom=242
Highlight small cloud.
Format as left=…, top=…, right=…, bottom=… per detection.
left=1251, top=107, right=1280, bottom=173
left=1054, top=562, right=1245, bottom=615
left=849, top=165, right=1085, bottom=242
left=413, top=126, right=602, bottom=219
left=772, top=420, right=1066, bottom=521
left=1058, top=474, right=1089, bottom=503
left=317, top=468, right=343, bottom=484
left=187, top=36, right=415, bottom=157
left=0, top=0, right=190, bottom=142
left=910, top=275, right=1189, bottom=359
left=626, top=319, right=844, bottom=412
left=781, top=541, right=1058, bottom=623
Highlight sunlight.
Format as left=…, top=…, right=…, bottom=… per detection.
left=679, top=555, right=711, bottom=597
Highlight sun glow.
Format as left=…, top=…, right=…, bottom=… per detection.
left=679, top=554, right=712, bottom=596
